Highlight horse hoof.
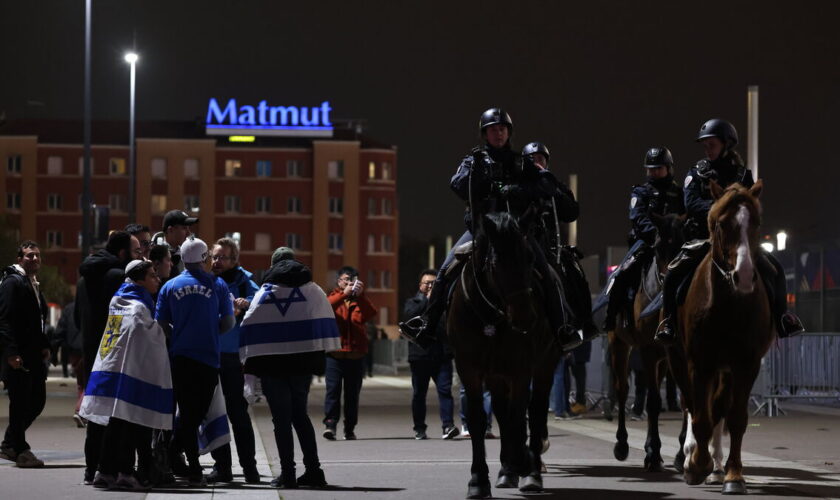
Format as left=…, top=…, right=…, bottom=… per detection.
left=673, top=452, right=685, bottom=473
left=614, top=441, right=629, bottom=461
left=467, top=476, right=491, bottom=499
left=721, top=480, right=747, bottom=495
left=541, top=438, right=550, bottom=454
left=683, top=470, right=707, bottom=486
left=519, top=474, right=543, bottom=492
left=705, top=470, right=725, bottom=485
left=644, top=456, right=665, bottom=472
left=495, top=472, right=518, bottom=489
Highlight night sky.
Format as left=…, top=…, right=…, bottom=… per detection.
left=2, top=1, right=838, bottom=256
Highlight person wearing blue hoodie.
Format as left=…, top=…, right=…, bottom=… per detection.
left=206, top=238, right=260, bottom=484
left=155, top=238, right=234, bottom=487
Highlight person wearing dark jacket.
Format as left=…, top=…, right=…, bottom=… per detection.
left=404, top=269, right=458, bottom=440
left=0, top=241, right=50, bottom=468
left=55, top=301, right=85, bottom=426
left=75, top=230, right=139, bottom=483
left=242, top=258, right=334, bottom=489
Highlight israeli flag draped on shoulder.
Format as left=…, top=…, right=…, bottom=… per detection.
left=80, top=281, right=174, bottom=429
left=239, top=282, right=340, bottom=362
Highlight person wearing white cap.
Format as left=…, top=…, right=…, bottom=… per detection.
left=155, top=238, right=234, bottom=486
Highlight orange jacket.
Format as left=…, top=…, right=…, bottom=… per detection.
left=327, top=288, right=377, bottom=357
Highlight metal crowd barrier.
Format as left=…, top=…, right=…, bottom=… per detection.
left=371, top=338, right=410, bottom=375
left=752, top=332, right=840, bottom=416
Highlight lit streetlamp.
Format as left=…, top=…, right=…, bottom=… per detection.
left=124, top=52, right=138, bottom=222
left=776, top=231, right=788, bottom=251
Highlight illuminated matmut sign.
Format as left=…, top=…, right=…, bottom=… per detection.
left=205, top=98, right=333, bottom=137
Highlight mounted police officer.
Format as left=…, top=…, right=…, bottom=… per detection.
left=399, top=109, right=582, bottom=350
left=521, top=142, right=598, bottom=341
left=655, top=119, right=804, bottom=342
left=602, top=147, right=685, bottom=332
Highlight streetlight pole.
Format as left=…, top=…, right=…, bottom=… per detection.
left=81, top=0, right=92, bottom=257
left=125, top=52, right=138, bottom=223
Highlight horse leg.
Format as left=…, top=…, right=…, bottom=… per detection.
left=462, top=374, right=491, bottom=499
left=704, top=419, right=726, bottom=485
left=641, top=348, right=664, bottom=472
left=667, top=343, right=691, bottom=472
left=684, top=370, right=715, bottom=485
left=525, top=361, right=555, bottom=489
left=721, top=365, right=759, bottom=495
left=610, top=333, right=631, bottom=461
left=674, top=408, right=688, bottom=472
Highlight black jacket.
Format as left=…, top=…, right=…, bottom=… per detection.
left=0, top=266, right=49, bottom=380
left=403, top=292, right=451, bottom=362
left=628, top=177, right=685, bottom=245
left=75, top=250, right=126, bottom=374
left=56, top=301, right=82, bottom=352
left=243, top=259, right=326, bottom=377
left=684, top=151, right=754, bottom=240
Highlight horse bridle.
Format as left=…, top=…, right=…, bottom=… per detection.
left=710, top=222, right=737, bottom=288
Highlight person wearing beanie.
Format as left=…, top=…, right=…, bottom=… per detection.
left=271, top=247, right=295, bottom=266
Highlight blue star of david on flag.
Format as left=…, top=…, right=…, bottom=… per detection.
left=258, top=284, right=307, bottom=316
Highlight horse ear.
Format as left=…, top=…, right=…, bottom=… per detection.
left=709, top=179, right=724, bottom=200
left=749, top=179, right=763, bottom=198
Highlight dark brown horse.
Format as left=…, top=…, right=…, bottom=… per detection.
left=609, top=213, right=684, bottom=471
left=667, top=180, right=773, bottom=494
left=448, top=210, right=558, bottom=499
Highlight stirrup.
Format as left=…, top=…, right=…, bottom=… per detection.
left=398, top=316, right=426, bottom=344
left=654, top=318, right=676, bottom=343
left=778, top=312, right=805, bottom=338
left=557, top=326, right=584, bottom=351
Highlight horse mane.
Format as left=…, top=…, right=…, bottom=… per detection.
left=706, top=183, right=762, bottom=235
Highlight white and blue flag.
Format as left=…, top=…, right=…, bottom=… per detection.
left=80, top=283, right=174, bottom=430
left=239, top=282, right=340, bottom=362
left=197, top=382, right=230, bottom=454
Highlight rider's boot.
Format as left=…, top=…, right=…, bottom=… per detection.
left=758, top=250, right=805, bottom=338
left=654, top=245, right=701, bottom=344
left=399, top=273, right=448, bottom=349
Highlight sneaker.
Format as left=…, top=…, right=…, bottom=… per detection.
left=323, top=426, right=336, bottom=441
left=113, top=472, right=149, bottom=491
left=630, top=412, right=645, bottom=421
left=73, top=413, right=86, bottom=428
left=297, top=468, right=327, bottom=488
left=187, top=473, right=207, bottom=487
left=460, top=424, right=470, bottom=438
left=15, top=449, right=44, bottom=468
left=92, top=472, right=116, bottom=489
left=570, top=402, right=588, bottom=415
left=442, top=425, right=459, bottom=440
left=414, top=430, right=428, bottom=440
left=344, top=430, right=357, bottom=440
left=207, top=468, right=233, bottom=483
left=0, top=444, right=17, bottom=462
left=83, top=469, right=95, bottom=485
left=243, top=466, right=261, bottom=484
left=484, top=430, right=496, bottom=439
left=270, top=472, right=297, bottom=489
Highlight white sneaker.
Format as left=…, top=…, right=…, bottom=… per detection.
left=460, top=424, right=470, bottom=438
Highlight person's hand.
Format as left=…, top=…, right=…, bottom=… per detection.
left=343, top=282, right=355, bottom=297
left=234, top=298, right=250, bottom=310
left=41, top=348, right=51, bottom=363
left=352, top=280, right=365, bottom=296
left=7, top=356, right=22, bottom=370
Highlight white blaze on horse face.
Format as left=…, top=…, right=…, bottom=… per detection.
left=734, top=205, right=755, bottom=294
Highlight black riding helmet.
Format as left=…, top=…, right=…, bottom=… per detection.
left=644, top=147, right=673, bottom=168
left=522, top=142, right=550, bottom=161
left=479, top=108, right=513, bottom=137
left=696, top=118, right=738, bottom=149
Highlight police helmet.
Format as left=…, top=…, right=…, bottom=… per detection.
left=696, top=118, right=738, bottom=149
left=479, top=108, right=513, bottom=136
left=644, top=147, right=673, bottom=168
left=522, top=142, right=550, bottom=161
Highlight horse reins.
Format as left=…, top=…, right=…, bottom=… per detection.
left=710, top=222, right=737, bottom=288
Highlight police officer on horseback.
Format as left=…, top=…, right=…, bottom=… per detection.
left=655, top=119, right=805, bottom=342
left=399, top=108, right=582, bottom=350
left=602, top=147, right=685, bottom=332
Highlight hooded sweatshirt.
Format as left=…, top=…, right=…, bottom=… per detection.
left=75, top=249, right=126, bottom=375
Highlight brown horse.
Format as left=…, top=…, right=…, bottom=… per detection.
left=667, top=180, right=773, bottom=494
left=609, top=213, right=684, bottom=471
left=448, top=210, right=558, bottom=499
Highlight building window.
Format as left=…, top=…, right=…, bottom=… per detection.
left=150, top=195, right=167, bottom=215
left=381, top=162, right=393, bottom=181
left=286, top=159, right=301, bottom=178
left=77, top=157, right=94, bottom=175
left=224, top=159, right=242, bottom=177
left=225, top=232, right=242, bottom=246
left=287, top=197, right=301, bottom=214
left=6, top=155, right=22, bottom=175
left=255, top=233, right=271, bottom=252
left=224, top=195, right=241, bottom=214
left=368, top=161, right=376, bottom=179
left=382, top=198, right=393, bottom=215
left=183, top=158, right=199, bottom=179
left=328, top=233, right=343, bottom=252
left=256, top=160, right=272, bottom=178
left=328, top=197, right=343, bottom=215
left=110, top=158, right=127, bottom=176
left=381, top=270, right=392, bottom=289
left=47, top=156, right=63, bottom=175
left=367, top=234, right=376, bottom=253
left=6, top=193, right=21, bottom=211
left=256, top=196, right=272, bottom=214
left=108, top=194, right=126, bottom=212
left=367, top=270, right=377, bottom=288
left=47, top=193, right=63, bottom=211
left=286, top=233, right=301, bottom=250
left=46, top=230, right=62, bottom=248
left=327, top=160, right=344, bottom=180
left=368, top=198, right=377, bottom=216
left=151, top=158, right=167, bottom=179
left=381, top=234, right=393, bottom=253
left=184, top=195, right=200, bottom=213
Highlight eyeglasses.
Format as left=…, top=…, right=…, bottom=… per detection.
left=211, top=255, right=232, bottom=261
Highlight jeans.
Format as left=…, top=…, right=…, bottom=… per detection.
left=2, top=363, right=46, bottom=454
left=262, top=374, right=320, bottom=473
left=458, top=385, right=493, bottom=431
left=551, top=357, right=569, bottom=416
left=171, top=356, right=218, bottom=475
left=409, top=359, right=455, bottom=432
left=323, top=356, right=364, bottom=433
left=211, top=353, right=256, bottom=471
